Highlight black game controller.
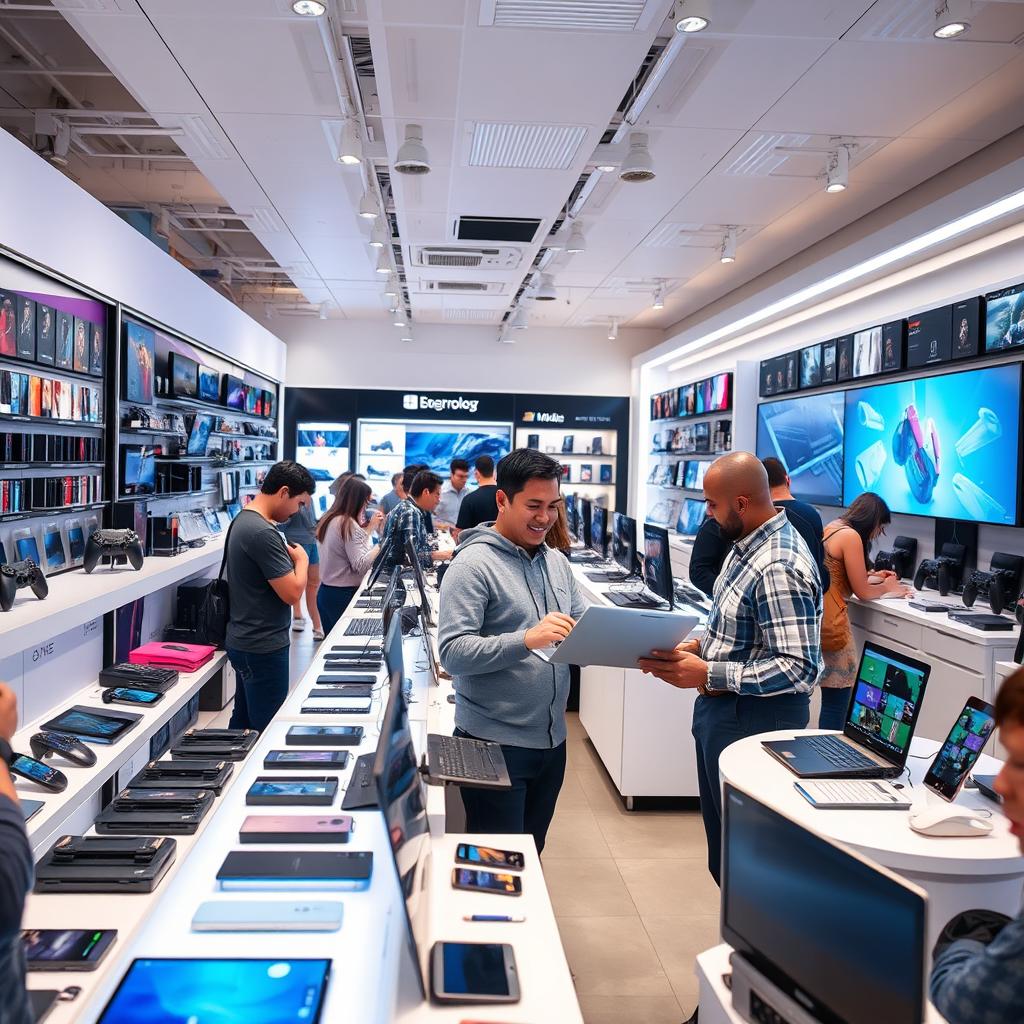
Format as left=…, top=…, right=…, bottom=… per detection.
left=0, top=559, right=49, bottom=612
left=82, top=529, right=145, bottom=574
left=914, top=557, right=955, bottom=595
left=29, top=730, right=98, bottom=768
left=873, top=536, right=918, bottom=581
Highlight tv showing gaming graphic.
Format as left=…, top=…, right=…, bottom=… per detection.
left=757, top=392, right=845, bottom=506
left=843, top=363, right=1021, bottom=525
left=985, top=282, right=1024, bottom=352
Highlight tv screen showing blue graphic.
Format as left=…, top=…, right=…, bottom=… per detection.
left=757, top=392, right=845, bottom=506
left=985, top=281, right=1024, bottom=352
left=404, top=427, right=511, bottom=477
left=97, top=958, right=330, bottom=1024
left=843, top=363, right=1020, bottom=525
left=676, top=498, right=706, bottom=537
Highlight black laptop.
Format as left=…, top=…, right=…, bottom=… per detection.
left=762, top=642, right=930, bottom=779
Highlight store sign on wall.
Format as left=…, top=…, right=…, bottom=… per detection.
left=403, top=393, right=480, bottom=414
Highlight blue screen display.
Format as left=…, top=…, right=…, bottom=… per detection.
left=676, top=498, right=706, bottom=536
left=842, top=364, right=1020, bottom=525
left=404, top=429, right=510, bottom=476
left=98, top=958, right=330, bottom=1024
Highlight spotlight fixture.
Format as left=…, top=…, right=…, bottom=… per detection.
left=383, top=276, right=399, bottom=300
left=720, top=226, right=737, bottom=264
left=394, top=124, right=431, bottom=175
left=565, top=220, right=587, bottom=254
left=825, top=146, right=849, bottom=194
left=401, top=330, right=413, bottom=343
left=620, top=132, right=655, bottom=183
left=607, top=319, right=618, bottom=341
left=392, top=312, right=407, bottom=327
left=264, top=303, right=276, bottom=321
left=336, top=119, right=363, bottom=166
left=933, top=0, right=971, bottom=38
left=49, top=120, right=71, bottom=167
left=596, top=160, right=617, bottom=173
left=318, top=302, right=328, bottom=320
left=358, top=190, right=378, bottom=220
left=369, top=224, right=388, bottom=249
left=534, top=274, right=558, bottom=301
left=509, top=305, right=529, bottom=330
left=291, top=0, right=326, bottom=16
left=675, top=0, right=711, bottom=33
left=652, top=284, right=666, bottom=310
left=153, top=208, right=171, bottom=240
left=374, top=252, right=391, bottom=275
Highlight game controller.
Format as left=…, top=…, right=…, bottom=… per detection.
left=82, top=529, right=145, bottom=574
left=29, top=730, right=97, bottom=768
left=873, top=536, right=918, bottom=580
left=892, top=404, right=940, bottom=505
left=0, top=559, right=49, bottom=612
left=962, top=553, right=1024, bottom=616
left=913, top=543, right=966, bottom=595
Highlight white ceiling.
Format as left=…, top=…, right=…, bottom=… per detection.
left=16, top=0, right=1024, bottom=334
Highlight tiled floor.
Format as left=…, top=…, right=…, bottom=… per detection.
left=550, top=712, right=718, bottom=1024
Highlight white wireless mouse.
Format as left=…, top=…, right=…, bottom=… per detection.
left=908, top=806, right=993, bottom=837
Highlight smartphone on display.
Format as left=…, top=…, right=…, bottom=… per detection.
left=239, top=815, right=353, bottom=844
left=924, top=696, right=996, bottom=801
left=10, top=755, right=67, bottom=793
left=455, top=844, right=525, bottom=872
left=429, top=941, right=520, bottom=1004
left=451, top=868, right=523, bottom=896
left=23, top=929, right=117, bottom=971
left=285, top=725, right=363, bottom=746
left=103, top=687, right=163, bottom=707
left=263, top=750, right=350, bottom=770
left=191, top=900, right=344, bottom=933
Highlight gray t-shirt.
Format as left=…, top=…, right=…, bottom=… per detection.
left=225, top=509, right=295, bottom=653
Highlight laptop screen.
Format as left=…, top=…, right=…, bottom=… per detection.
left=843, top=642, right=930, bottom=766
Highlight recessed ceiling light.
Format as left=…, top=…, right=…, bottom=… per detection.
left=825, top=147, right=849, bottom=194
left=394, top=124, right=431, bottom=175
left=675, top=0, right=711, bottom=33
left=652, top=284, right=665, bottom=310
left=358, top=191, right=378, bottom=220
left=620, top=132, right=655, bottom=183
left=374, top=252, right=391, bottom=275
left=720, top=226, right=736, bottom=264
left=291, top=0, right=326, bottom=16
left=336, top=119, right=362, bottom=165
left=534, top=274, right=557, bottom=301
left=934, top=0, right=971, bottom=38
left=566, top=221, right=587, bottom=254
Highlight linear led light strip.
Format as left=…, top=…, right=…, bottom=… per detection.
left=662, top=186, right=1024, bottom=373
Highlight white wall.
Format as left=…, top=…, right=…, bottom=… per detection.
left=0, top=128, right=286, bottom=381
left=274, top=315, right=658, bottom=397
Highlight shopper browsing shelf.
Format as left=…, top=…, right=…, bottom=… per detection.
left=438, top=449, right=585, bottom=854
left=639, top=452, right=822, bottom=884
left=819, top=493, right=910, bottom=730
left=315, top=477, right=386, bottom=636
left=435, top=458, right=471, bottom=528
left=379, top=472, right=407, bottom=516
left=225, top=461, right=316, bottom=732
left=0, top=683, right=33, bottom=1024
left=280, top=502, right=324, bottom=640
left=453, top=455, right=499, bottom=541
left=929, top=666, right=1024, bottom=1024
left=379, top=470, right=452, bottom=570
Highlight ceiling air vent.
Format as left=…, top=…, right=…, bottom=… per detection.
left=413, top=247, right=523, bottom=269
left=423, top=280, right=506, bottom=294
left=453, top=216, right=541, bottom=244
left=480, top=0, right=649, bottom=31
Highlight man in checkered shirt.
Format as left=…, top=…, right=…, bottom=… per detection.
left=640, top=452, right=823, bottom=884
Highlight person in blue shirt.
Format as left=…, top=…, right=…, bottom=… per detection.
left=929, top=666, right=1024, bottom=1024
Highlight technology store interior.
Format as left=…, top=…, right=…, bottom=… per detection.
left=2, top=3, right=1024, bottom=1024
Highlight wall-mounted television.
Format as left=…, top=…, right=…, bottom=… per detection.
left=757, top=392, right=845, bottom=507
left=906, top=306, right=951, bottom=369
left=836, top=335, right=853, bottom=383
left=852, top=326, right=882, bottom=379
left=169, top=352, right=198, bottom=398
left=197, top=366, right=220, bottom=403
left=120, top=444, right=155, bottom=496
left=223, top=374, right=245, bottom=410
left=881, top=320, right=904, bottom=372
left=799, top=344, right=821, bottom=389
left=951, top=296, right=982, bottom=360
left=708, top=372, right=732, bottom=412
left=821, top=339, right=837, bottom=385
left=985, top=282, right=1024, bottom=352
left=187, top=413, right=214, bottom=457
left=843, top=363, right=1020, bottom=526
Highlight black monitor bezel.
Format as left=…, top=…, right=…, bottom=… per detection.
left=611, top=512, right=637, bottom=575
left=641, top=523, right=673, bottom=609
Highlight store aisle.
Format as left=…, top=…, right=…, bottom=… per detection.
left=548, top=713, right=719, bottom=1024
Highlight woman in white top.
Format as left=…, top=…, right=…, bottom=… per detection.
left=315, top=476, right=385, bottom=637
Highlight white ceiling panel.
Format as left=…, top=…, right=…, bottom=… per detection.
left=381, top=26, right=464, bottom=117
left=848, top=0, right=1024, bottom=44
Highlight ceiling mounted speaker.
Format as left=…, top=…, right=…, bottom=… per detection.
left=394, top=124, right=431, bottom=175
left=620, top=132, right=655, bottom=183
left=534, top=274, right=557, bottom=301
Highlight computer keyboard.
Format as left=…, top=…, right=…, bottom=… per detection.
left=805, top=734, right=875, bottom=769
left=345, top=617, right=384, bottom=636
left=340, top=753, right=377, bottom=810
left=430, top=736, right=501, bottom=782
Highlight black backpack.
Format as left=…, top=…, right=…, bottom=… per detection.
left=194, top=518, right=237, bottom=647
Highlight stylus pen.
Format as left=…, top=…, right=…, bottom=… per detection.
left=463, top=915, right=526, bottom=923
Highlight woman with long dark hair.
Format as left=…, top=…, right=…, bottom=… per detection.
left=315, top=477, right=385, bottom=637
left=819, top=492, right=910, bottom=729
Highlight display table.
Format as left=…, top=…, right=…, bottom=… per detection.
left=719, top=730, right=1023, bottom=945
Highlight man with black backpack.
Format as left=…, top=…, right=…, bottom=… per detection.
left=223, top=461, right=316, bottom=731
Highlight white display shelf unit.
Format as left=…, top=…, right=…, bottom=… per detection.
left=517, top=424, right=618, bottom=491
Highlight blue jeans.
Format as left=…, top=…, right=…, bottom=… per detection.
left=455, top=728, right=566, bottom=856
left=692, top=690, right=810, bottom=885
left=818, top=686, right=852, bottom=731
left=226, top=645, right=290, bottom=732
left=317, top=584, right=358, bottom=638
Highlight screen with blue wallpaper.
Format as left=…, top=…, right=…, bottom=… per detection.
left=404, top=426, right=511, bottom=477
left=843, top=363, right=1020, bottom=525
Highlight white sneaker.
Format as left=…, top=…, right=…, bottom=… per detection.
left=292, top=618, right=306, bottom=632
left=312, top=628, right=325, bottom=641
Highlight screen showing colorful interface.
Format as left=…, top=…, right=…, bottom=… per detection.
left=846, top=647, right=927, bottom=758
left=930, top=704, right=995, bottom=794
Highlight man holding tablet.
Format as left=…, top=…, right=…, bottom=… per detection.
left=638, top=452, right=823, bottom=885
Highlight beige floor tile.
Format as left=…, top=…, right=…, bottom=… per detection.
left=577, top=994, right=685, bottom=1024
left=643, top=915, right=722, bottom=1007
left=543, top=809, right=612, bottom=859
left=553, top=770, right=592, bottom=812
left=597, top=810, right=707, bottom=860
left=616, top=859, right=720, bottom=918
left=566, top=711, right=588, bottom=740
left=557, top=917, right=676, bottom=998
left=566, top=736, right=608, bottom=774
left=543, top=858, right=637, bottom=918
left=576, top=763, right=629, bottom=817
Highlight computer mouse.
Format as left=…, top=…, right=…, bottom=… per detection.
left=908, top=806, right=993, bottom=837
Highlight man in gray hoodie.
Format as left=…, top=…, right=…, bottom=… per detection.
left=438, top=448, right=586, bottom=854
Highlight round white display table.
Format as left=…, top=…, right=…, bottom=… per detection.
left=719, top=731, right=1024, bottom=946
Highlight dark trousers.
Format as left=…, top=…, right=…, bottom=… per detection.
left=818, top=686, right=852, bottom=731
left=226, top=645, right=290, bottom=732
left=455, top=728, right=566, bottom=855
left=692, top=690, right=810, bottom=885
left=317, top=584, right=358, bottom=638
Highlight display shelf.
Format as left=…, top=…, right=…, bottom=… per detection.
left=210, top=429, right=277, bottom=441
left=0, top=500, right=104, bottom=525
left=117, top=487, right=219, bottom=502
left=13, top=652, right=226, bottom=859
left=552, top=452, right=616, bottom=459
left=154, top=456, right=214, bottom=464
left=0, top=461, right=104, bottom=471
left=0, top=534, right=224, bottom=654
left=118, top=425, right=183, bottom=436
left=154, top=394, right=276, bottom=423
left=0, top=412, right=104, bottom=429
left=0, top=354, right=103, bottom=386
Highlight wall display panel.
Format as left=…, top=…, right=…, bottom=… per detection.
left=782, top=352, right=798, bottom=392
left=951, top=297, right=982, bottom=361
left=676, top=497, right=706, bottom=537
left=881, top=320, right=904, bottom=372
left=843, top=363, right=1020, bottom=526
left=197, top=366, right=220, bottom=403
left=123, top=321, right=155, bottom=405
left=906, top=306, right=951, bottom=369
left=852, top=326, right=882, bottom=379
left=799, top=344, right=821, bottom=389
left=821, top=339, right=837, bottom=385
left=297, top=422, right=350, bottom=518
left=985, top=282, right=1024, bottom=353
left=757, top=392, right=845, bottom=507
left=836, top=335, right=853, bottom=383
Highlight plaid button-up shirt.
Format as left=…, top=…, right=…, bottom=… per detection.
left=379, top=497, right=433, bottom=570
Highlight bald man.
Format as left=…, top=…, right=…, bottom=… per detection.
left=639, top=452, right=822, bottom=884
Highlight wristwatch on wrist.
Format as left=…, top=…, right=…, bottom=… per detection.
left=0, top=738, right=14, bottom=769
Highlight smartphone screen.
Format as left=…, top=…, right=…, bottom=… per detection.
left=456, top=844, right=525, bottom=871
left=250, top=782, right=332, bottom=797
left=11, top=756, right=58, bottom=785
left=289, top=726, right=361, bottom=737
left=266, top=751, right=347, bottom=764
left=110, top=688, right=161, bottom=704
left=452, top=868, right=522, bottom=895
left=925, top=698, right=996, bottom=801
left=23, top=929, right=115, bottom=967
left=439, top=942, right=511, bottom=996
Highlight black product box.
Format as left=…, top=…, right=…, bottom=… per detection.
left=113, top=500, right=148, bottom=549
left=150, top=514, right=179, bottom=556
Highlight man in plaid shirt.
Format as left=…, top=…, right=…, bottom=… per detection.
left=640, top=452, right=822, bottom=885
left=379, top=470, right=452, bottom=571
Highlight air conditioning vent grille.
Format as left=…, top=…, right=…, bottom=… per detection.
left=413, top=246, right=523, bottom=269
left=428, top=253, right=483, bottom=268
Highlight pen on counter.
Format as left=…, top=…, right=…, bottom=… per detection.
left=463, top=914, right=526, bottom=923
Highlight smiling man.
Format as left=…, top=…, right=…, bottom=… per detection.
left=438, top=448, right=585, bottom=854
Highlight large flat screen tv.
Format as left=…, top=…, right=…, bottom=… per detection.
left=985, top=282, right=1024, bottom=352
left=843, top=363, right=1020, bottom=525
left=169, top=352, right=198, bottom=398
left=757, top=391, right=845, bottom=507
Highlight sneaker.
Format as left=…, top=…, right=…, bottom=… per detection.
left=292, top=618, right=306, bottom=632
left=312, top=628, right=325, bottom=641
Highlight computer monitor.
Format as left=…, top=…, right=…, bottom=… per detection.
left=642, top=524, right=673, bottom=609
left=564, top=493, right=577, bottom=538
left=611, top=513, right=637, bottom=576
left=590, top=504, right=608, bottom=559
left=366, top=536, right=394, bottom=589
left=578, top=498, right=592, bottom=547
left=373, top=679, right=431, bottom=1001
left=384, top=612, right=405, bottom=693
left=404, top=537, right=434, bottom=627
left=722, top=782, right=926, bottom=1024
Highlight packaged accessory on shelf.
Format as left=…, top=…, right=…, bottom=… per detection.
left=128, top=641, right=215, bottom=673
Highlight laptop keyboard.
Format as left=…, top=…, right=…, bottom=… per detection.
left=345, top=617, right=383, bottom=636
left=801, top=779, right=906, bottom=805
left=805, top=734, right=876, bottom=770
left=432, top=737, right=500, bottom=782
